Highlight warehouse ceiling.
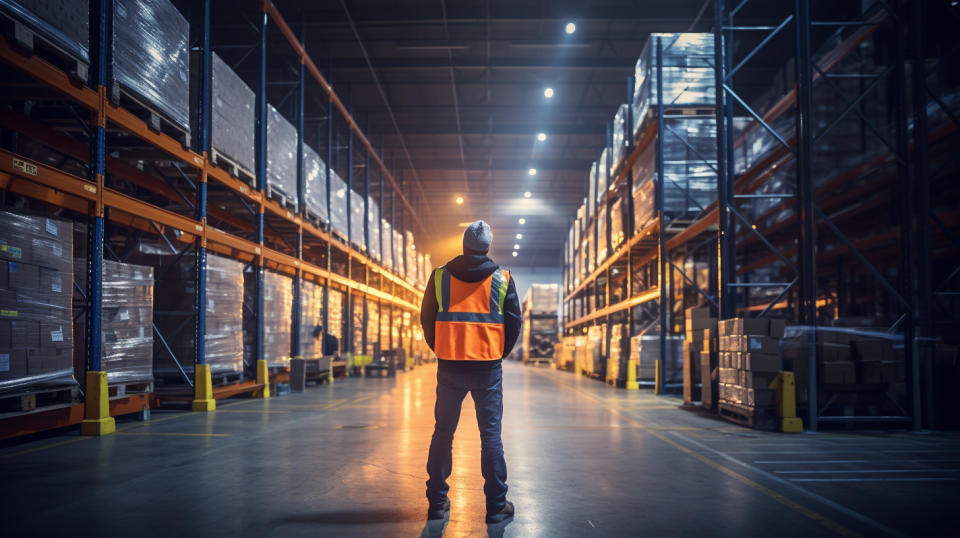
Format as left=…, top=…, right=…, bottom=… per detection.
left=198, top=0, right=857, bottom=268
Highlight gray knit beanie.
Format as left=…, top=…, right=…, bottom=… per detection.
left=463, top=220, right=493, bottom=253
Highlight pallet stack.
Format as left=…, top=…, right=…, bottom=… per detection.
left=683, top=307, right=716, bottom=406
left=717, top=317, right=786, bottom=429
left=0, top=211, right=75, bottom=395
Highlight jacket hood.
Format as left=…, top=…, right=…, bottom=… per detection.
left=444, top=254, right=500, bottom=283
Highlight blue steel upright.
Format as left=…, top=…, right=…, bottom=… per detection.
left=292, top=14, right=306, bottom=360
left=254, top=8, right=267, bottom=373
left=194, top=0, right=211, bottom=367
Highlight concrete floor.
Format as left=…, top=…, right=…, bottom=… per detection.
left=1, top=361, right=958, bottom=537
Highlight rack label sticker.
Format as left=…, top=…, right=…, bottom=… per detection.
left=0, top=353, right=8, bottom=372
left=52, top=244, right=62, bottom=258
left=208, top=298, right=215, bottom=312
left=50, top=326, right=63, bottom=342
left=195, top=224, right=203, bottom=232
left=83, top=184, right=97, bottom=194
left=119, top=310, right=130, bottom=321
left=12, top=157, right=37, bottom=176
left=0, top=244, right=22, bottom=259
left=45, top=219, right=58, bottom=236
left=139, top=327, right=145, bottom=338
left=0, top=309, right=17, bottom=317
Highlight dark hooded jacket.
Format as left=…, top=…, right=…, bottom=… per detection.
left=420, top=254, right=522, bottom=369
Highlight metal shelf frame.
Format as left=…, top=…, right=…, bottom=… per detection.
left=0, top=0, right=423, bottom=431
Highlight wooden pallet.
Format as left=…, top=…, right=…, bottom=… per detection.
left=0, top=385, right=79, bottom=414
left=303, top=207, right=328, bottom=229
left=718, top=401, right=779, bottom=431
left=0, top=12, right=88, bottom=82
left=107, top=380, right=153, bottom=398
left=663, top=106, right=716, bottom=117
left=210, top=148, right=255, bottom=186
left=266, top=185, right=298, bottom=211
left=525, top=358, right=553, bottom=368
left=115, top=85, right=191, bottom=149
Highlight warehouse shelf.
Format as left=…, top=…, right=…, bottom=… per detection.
left=0, top=0, right=429, bottom=437
left=561, top=1, right=960, bottom=429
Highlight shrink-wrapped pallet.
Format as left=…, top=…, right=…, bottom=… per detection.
left=303, top=144, right=329, bottom=225
left=266, top=104, right=298, bottom=206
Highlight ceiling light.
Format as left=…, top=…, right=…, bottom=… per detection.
left=512, top=251, right=518, bottom=257
left=518, top=218, right=526, bottom=225
left=516, top=233, right=523, bottom=240
left=514, top=244, right=520, bottom=250
left=524, top=191, right=531, bottom=198
left=537, top=132, right=547, bottom=142
left=565, top=22, right=576, bottom=34
left=528, top=168, right=537, bottom=176
left=455, top=196, right=464, bottom=205
left=543, top=87, right=554, bottom=99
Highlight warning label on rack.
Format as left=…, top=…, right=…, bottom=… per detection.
left=12, top=158, right=38, bottom=176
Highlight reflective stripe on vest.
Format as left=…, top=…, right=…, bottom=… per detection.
left=433, top=266, right=510, bottom=360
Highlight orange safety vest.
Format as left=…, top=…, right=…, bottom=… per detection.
left=433, top=266, right=510, bottom=360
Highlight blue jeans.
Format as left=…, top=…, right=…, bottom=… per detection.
left=426, top=364, right=508, bottom=512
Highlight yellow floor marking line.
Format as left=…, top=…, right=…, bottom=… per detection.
left=116, top=432, right=232, bottom=437
left=0, top=436, right=93, bottom=459
left=533, top=370, right=859, bottom=537
left=211, top=409, right=291, bottom=414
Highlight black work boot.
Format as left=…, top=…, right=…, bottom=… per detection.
left=427, top=498, right=451, bottom=520
left=485, top=500, right=514, bottom=524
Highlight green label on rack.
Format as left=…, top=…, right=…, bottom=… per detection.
left=0, top=245, right=22, bottom=259
left=0, top=310, right=18, bottom=317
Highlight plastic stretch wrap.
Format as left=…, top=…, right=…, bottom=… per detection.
left=190, top=52, right=255, bottom=174
left=405, top=232, right=417, bottom=285
left=329, top=170, right=348, bottom=239
left=0, top=0, right=89, bottom=61
left=523, top=284, right=558, bottom=315
left=349, top=190, right=365, bottom=251
left=151, top=252, right=243, bottom=378
left=596, top=203, right=608, bottom=263
left=610, top=197, right=624, bottom=249
left=587, top=161, right=597, bottom=219
left=115, top=0, right=190, bottom=132
left=299, top=279, right=324, bottom=359
left=381, top=219, right=393, bottom=270
left=631, top=333, right=684, bottom=382
left=611, top=104, right=629, bottom=171
left=261, top=270, right=291, bottom=368
left=367, top=197, right=380, bottom=262
left=597, top=147, right=610, bottom=203
left=266, top=104, right=298, bottom=204
left=303, top=144, right=329, bottom=224
left=327, top=289, right=344, bottom=347
left=365, top=299, right=379, bottom=355
left=0, top=211, right=75, bottom=392
left=350, top=294, right=363, bottom=354
left=584, top=221, right=595, bottom=274
left=101, top=260, right=153, bottom=384
left=632, top=33, right=715, bottom=138
left=393, top=230, right=405, bottom=276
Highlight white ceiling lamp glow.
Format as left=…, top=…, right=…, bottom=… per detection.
left=455, top=196, right=464, bottom=205
left=524, top=191, right=532, bottom=198
left=565, top=22, right=576, bottom=34
left=513, top=244, right=520, bottom=250
left=515, top=233, right=523, bottom=240
left=528, top=168, right=537, bottom=176
left=518, top=218, right=526, bottom=225
left=537, top=132, right=547, bottom=142
left=543, top=87, right=554, bottom=99
left=512, top=251, right=518, bottom=257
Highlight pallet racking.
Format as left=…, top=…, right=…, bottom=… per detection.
left=562, top=0, right=959, bottom=431
left=0, top=0, right=426, bottom=437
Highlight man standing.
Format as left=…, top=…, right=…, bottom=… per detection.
left=420, top=220, right=522, bottom=523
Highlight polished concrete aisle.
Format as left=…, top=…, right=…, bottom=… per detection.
left=2, top=361, right=959, bottom=537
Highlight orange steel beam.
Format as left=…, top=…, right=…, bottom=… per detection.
left=564, top=218, right=660, bottom=301
left=263, top=0, right=428, bottom=238
left=564, top=288, right=660, bottom=330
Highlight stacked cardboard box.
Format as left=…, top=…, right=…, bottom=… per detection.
left=683, top=307, right=716, bottom=406
left=262, top=270, right=292, bottom=368
left=266, top=104, right=298, bottom=206
left=350, top=190, right=365, bottom=251
left=302, top=145, right=329, bottom=225
left=299, top=279, right=324, bottom=360
left=717, top=317, right=786, bottom=415
left=630, top=333, right=683, bottom=381
left=190, top=51, right=255, bottom=175
left=0, top=211, right=75, bottom=391
left=606, top=324, right=628, bottom=385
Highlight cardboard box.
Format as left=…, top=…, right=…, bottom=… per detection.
left=718, top=367, right=738, bottom=384
left=39, top=322, right=70, bottom=349
left=685, top=315, right=716, bottom=332
left=768, top=318, right=786, bottom=339
left=747, top=335, right=779, bottom=355
left=38, top=267, right=66, bottom=295
left=822, top=361, right=856, bottom=384
left=820, top=342, right=852, bottom=362
left=852, top=339, right=894, bottom=362
left=741, top=370, right=777, bottom=389
left=1, top=260, right=39, bottom=291
left=740, top=318, right=770, bottom=336
left=858, top=361, right=883, bottom=384
left=700, top=351, right=716, bottom=410
left=0, top=350, right=29, bottom=379
left=743, top=352, right=780, bottom=372
left=747, top=388, right=775, bottom=407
